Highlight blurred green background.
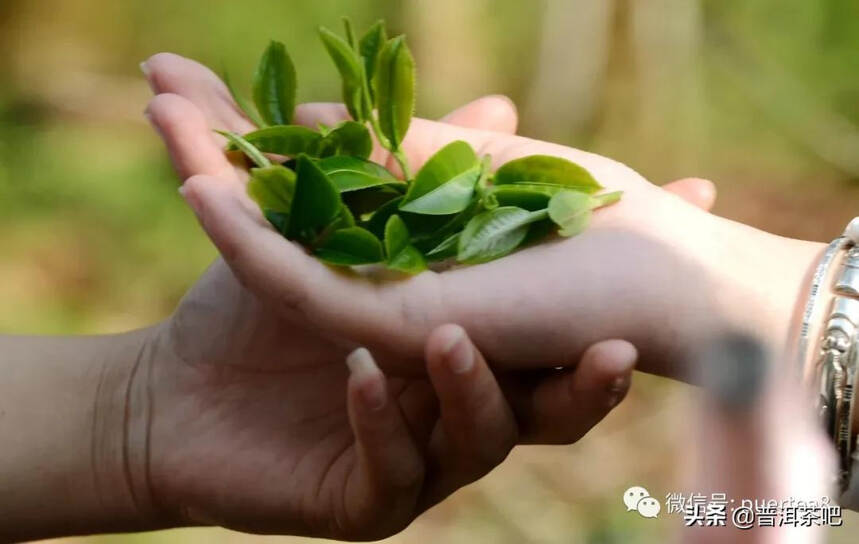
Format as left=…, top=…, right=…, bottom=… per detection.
left=2, top=0, right=859, bottom=542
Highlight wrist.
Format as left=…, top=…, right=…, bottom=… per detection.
left=90, top=326, right=176, bottom=531
left=0, top=328, right=171, bottom=541
left=695, top=214, right=824, bottom=367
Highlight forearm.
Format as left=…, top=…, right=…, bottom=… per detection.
left=693, top=213, right=824, bottom=372
left=0, top=329, right=166, bottom=541
left=444, top=196, right=824, bottom=381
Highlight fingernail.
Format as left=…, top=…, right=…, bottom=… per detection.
left=609, top=376, right=628, bottom=394
left=142, top=105, right=163, bottom=136
left=142, top=107, right=158, bottom=132
left=439, top=326, right=473, bottom=374
left=346, top=347, right=386, bottom=410
left=606, top=376, right=630, bottom=407
left=140, top=60, right=159, bottom=93
left=177, top=185, right=195, bottom=210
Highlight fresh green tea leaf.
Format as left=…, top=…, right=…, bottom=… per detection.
left=400, top=140, right=480, bottom=215
left=426, top=232, right=460, bottom=260
left=216, top=21, right=612, bottom=272
left=342, top=16, right=356, bottom=49
left=494, top=155, right=602, bottom=193
left=476, top=153, right=492, bottom=192
left=358, top=20, right=387, bottom=104
left=383, top=214, right=410, bottom=256
left=384, top=215, right=426, bottom=273
left=387, top=243, right=426, bottom=273
left=216, top=130, right=271, bottom=168
left=400, top=166, right=480, bottom=215
left=223, top=69, right=265, bottom=127
left=265, top=211, right=290, bottom=235
left=247, top=164, right=295, bottom=215
left=343, top=188, right=403, bottom=221
left=365, top=196, right=405, bottom=237
left=226, top=125, right=322, bottom=157
left=547, top=190, right=592, bottom=237
left=484, top=184, right=565, bottom=211
left=327, top=204, right=356, bottom=231
left=591, top=190, right=623, bottom=208
left=522, top=218, right=555, bottom=246
left=317, top=121, right=373, bottom=159
left=375, top=35, right=415, bottom=150
left=252, top=41, right=296, bottom=126
left=317, top=155, right=402, bottom=192
left=315, top=227, right=384, bottom=265
left=318, top=26, right=367, bottom=122
left=289, top=154, right=342, bottom=241
left=411, top=197, right=482, bottom=252
left=457, top=206, right=548, bottom=264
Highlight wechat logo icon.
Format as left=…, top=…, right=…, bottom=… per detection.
left=623, top=486, right=661, bottom=519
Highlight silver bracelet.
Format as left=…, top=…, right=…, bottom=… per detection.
left=810, top=219, right=859, bottom=491
left=798, top=237, right=848, bottom=373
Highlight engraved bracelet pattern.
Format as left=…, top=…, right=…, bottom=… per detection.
left=810, top=219, right=859, bottom=492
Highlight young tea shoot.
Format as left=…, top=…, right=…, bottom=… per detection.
left=221, top=17, right=621, bottom=275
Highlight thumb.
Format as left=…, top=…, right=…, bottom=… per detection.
left=440, top=94, right=518, bottom=134
left=662, top=177, right=717, bottom=211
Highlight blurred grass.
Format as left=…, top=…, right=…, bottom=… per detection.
left=2, top=0, right=859, bottom=542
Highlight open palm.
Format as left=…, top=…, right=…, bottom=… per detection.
left=145, top=52, right=761, bottom=383
left=140, top=53, right=667, bottom=539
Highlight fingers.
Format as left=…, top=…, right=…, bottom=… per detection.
left=143, top=53, right=353, bottom=135
left=343, top=348, right=424, bottom=537
left=145, top=93, right=238, bottom=182
left=142, top=53, right=640, bottom=190
left=426, top=325, right=519, bottom=468
left=178, top=172, right=324, bottom=305
left=144, top=52, right=648, bottom=205
left=662, top=177, right=717, bottom=211
left=512, top=339, right=637, bottom=444
left=142, top=53, right=255, bottom=134
left=141, top=52, right=512, bottom=160
left=440, top=95, right=518, bottom=134
left=417, top=324, right=518, bottom=508
left=179, top=164, right=436, bottom=365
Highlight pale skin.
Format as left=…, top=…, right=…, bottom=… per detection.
left=0, top=51, right=825, bottom=542
left=0, top=55, right=713, bottom=541
left=147, top=57, right=823, bottom=378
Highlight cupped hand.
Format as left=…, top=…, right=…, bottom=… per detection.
left=144, top=53, right=761, bottom=382
left=136, top=53, right=728, bottom=537
left=137, top=53, right=664, bottom=539
left=149, top=322, right=636, bottom=539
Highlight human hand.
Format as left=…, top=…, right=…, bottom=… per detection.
left=130, top=53, right=661, bottom=540
left=144, top=54, right=756, bottom=382
left=134, top=53, right=731, bottom=539
left=143, top=320, right=643, bottom=539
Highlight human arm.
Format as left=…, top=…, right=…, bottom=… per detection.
left=0, top=68, right=651, bottom=541
left=0, top=330, right=167, bottom=541
left=0, top=322, right=637, bottom=541
left=144, top=53, right=823, bottom=380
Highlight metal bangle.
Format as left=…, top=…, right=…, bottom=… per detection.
left=813, top=236, right=859, bottom=491
left=803, top=219, right=859, bottom=493
left=799, top=237, right=848, bottom=374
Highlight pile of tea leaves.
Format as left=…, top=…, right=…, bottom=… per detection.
left=221, top=18, right=621, bottom=274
